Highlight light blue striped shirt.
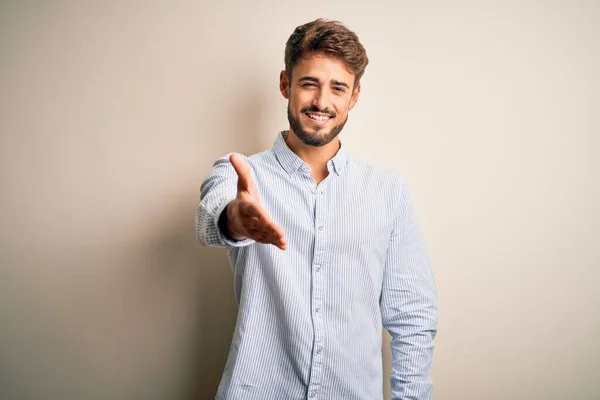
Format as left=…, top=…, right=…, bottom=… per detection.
left=196, top=131, right=438, bottom=400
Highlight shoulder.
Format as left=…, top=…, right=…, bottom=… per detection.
left=247, top=148, right=275, bottom=166
left=211, top=148, right=274, bottom=170
left=347, top=155, right=408, bottom=191
left=346, top=155, right=412, bottom=217
left=208, top=149, right=278, bottom=184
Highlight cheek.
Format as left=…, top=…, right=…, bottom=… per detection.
left=333, top=100, right=350, bottom=118
left=288, top=96, right=301, bottom=112
left=295, top=92, right=314, bottom=108
left=335, top=112, right=348, bottom=122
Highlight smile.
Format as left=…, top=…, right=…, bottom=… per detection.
left=305, top=112, right=333, bottom=123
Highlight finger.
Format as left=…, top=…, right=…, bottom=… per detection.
left=248, top=223, right=286, bottom=249
left=278, top=236, right=288, bottom=250
left=246, top=220, right=277, bottom=240
left=239, top=203, right=286, bottom=246
left=262, top=219, right=285, bottom=242
left=229, top=153, right=252, bottom=192
left=240, top=202, right=274, bottom=226
left=251, top=232, right=286, bottom=250
left=246, top=228, right=270, bottom=244
left=246, top=215, right=284, bottom=240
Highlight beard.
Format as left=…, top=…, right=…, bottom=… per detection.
left=287, top=103, right=348, bottom=147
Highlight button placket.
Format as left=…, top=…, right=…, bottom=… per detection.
left=307, top=178, right=328, bottom=393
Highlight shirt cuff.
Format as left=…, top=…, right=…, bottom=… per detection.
left=213, top=200, right=255, bottom=247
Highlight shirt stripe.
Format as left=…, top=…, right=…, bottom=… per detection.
left=196, top=131, right=438, bottom=400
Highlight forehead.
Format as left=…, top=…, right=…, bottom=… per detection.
left=292, top=54, right=355, bottom=85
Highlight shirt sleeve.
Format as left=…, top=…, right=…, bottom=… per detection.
left=381, top=179, right=438, bottom=400
left=195, top=153, right=255, bottom=248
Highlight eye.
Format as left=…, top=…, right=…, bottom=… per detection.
left=333, top=87, right=346, bottom=93
left=302, top=83, right=317, bottom=87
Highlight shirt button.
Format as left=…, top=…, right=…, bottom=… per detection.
left=315, top=306, right=321, bottom=313
left=311, top=189, right=317, bottom=194
left=318, top=226, right=323, bottom=231
left=316, top=347, right=322, bottom=354
left=315, top=265, right=321, bottom=272
left=310, top=390, right=317, bottom=398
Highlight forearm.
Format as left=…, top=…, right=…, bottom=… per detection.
left=386, top=308, right=437, bottom=400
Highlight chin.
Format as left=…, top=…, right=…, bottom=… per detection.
left=304, top=124, right=327, bottom=133
left=287, top=106, right=347, bottom=147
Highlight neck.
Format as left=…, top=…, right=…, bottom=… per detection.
left=285, top=128, right=341, bottom=174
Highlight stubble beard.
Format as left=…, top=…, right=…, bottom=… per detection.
left=287, top=103, right=348, bottom=148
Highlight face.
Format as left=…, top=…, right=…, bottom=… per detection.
left=280, top=54, right=360, bottom=147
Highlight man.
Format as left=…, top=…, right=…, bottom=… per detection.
left=196, top=18, right=438, bottom=400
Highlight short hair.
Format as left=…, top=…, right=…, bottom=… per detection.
left=284, top=18, right=369, bottom=87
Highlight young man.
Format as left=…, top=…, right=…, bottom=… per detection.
left=196, top=18, right=438, bottom=400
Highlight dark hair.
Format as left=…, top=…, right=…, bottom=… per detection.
left=284, top=19, right=369, bottom=87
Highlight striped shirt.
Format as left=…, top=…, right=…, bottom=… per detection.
left=196, top=131, right=438, bottom=400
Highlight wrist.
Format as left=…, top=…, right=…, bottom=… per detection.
left=225, top=201, right=246, bottom=241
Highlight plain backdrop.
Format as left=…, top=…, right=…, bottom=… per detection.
left=1, top=1, right=598, bottom=399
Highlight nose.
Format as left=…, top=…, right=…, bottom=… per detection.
left=312, top=87, right=331, bottom=112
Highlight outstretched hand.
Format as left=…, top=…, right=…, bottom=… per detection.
left=226, top=153, right=287, bottom=250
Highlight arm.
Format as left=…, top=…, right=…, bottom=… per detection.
left=195, top=154, right=255, bottom=247
left=196, top=153, right=287, bottom=249
left=381, top=181, right=438, bottom=400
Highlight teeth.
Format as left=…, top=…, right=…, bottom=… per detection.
left=308, top=113, right=330, bottom=121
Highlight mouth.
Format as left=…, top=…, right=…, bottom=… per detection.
left=304, top=112, right=333, bottom=126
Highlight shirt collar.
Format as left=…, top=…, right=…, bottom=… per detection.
left=272, top=130, right=349, bottom=176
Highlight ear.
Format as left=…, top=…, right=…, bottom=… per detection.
left=279, top=70, right=290, bottom=99
left=349, top=81, right=361, bottom=110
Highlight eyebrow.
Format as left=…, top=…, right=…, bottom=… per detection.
left=331, top=79, right=350, bottom=89
left=298, top=76, right=350, bottom=89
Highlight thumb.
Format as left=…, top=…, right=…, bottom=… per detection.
left=229, top=153, right=252, bottom=192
